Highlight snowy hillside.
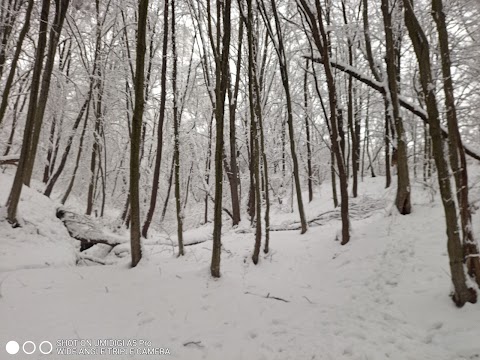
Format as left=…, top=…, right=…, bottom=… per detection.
left=0, top=173, right=76, bottom=272
left=1, top=170, right=480, bottom=360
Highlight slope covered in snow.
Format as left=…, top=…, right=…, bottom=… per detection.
left=1, top=171, right=480, bottom=359
left=0, top=173, right=77, bottom=272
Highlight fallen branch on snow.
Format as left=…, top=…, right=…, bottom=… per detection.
left=245, top=291, right=290, bottom=303
left=0, top=154, right=19, bottom=166
left=183, top=341, right=204, bottom=348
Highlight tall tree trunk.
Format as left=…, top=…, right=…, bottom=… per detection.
left=260, top=0, right=307, bottom=234
left=298, top=0, right=349, bottom=244
left=3, top=77, right=28, bottom=156
left=6, top=0, right=51, bottom=225
left=61, top=107, right=90, bottom=205
left=210, top=0, right=232, bottom=278
left=341, top=0, right=358, bottom=198
left=304, top=59, right=313, bottom=202
left=24, top=0, right=70, bottom=185
left=381, top=0, right=411, bottom=214
left=142, top=0, right=169, bottom=238
left=0, top=0, right=33, bottom=128
left=130, top=0, right=149, bottom=267
left=171, top=0, right=184, bottom=257
left=432, top=0, right=480, bottom=284
left=403, top=0, right=476, bottom=306
left=226, top=18, right=243, bottom=226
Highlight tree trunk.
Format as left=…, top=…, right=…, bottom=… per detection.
left=142, top=0, right=169, bottom=238
left=7, top=0, right=51, bottom=225
left=403, top=0, right=476, bottom=306
left=24, top=0, right=70, bottom=185
left=432, top=0, right=480, bottom=285
left=226, top=18, right=243, bottom=226
left=381, top=0, right=411, bottom=214
left=260, top=0, right=307, bottom=234
left=304, top=59, right=313, bottom=202
left=0, top=0, right=33, bottom=128
left=297, top=0, right=349, bottom=244
left=171, top=0, right=184, bottom=257
left=209, top=0, right=232, bottom=278
left=130, top=0, right=149, bottom=267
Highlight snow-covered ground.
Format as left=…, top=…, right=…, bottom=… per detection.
left=1, top=169, right=480, bottom=360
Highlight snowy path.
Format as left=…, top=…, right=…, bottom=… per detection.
left=2, top=198, right=479, bottom=360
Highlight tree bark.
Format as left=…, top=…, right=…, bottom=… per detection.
left=432, top=0, right=480, bottom=285
left=403, top=0, right=476, bottom=306
left=381, top=0, right=411, bottom=214
left=172, top=0, right=184, bottom=257
left=7, top=0, right=51, bottom=225
left=142, top=0, right=169, bottom=238
left=130, top=0, right=149, bottom=267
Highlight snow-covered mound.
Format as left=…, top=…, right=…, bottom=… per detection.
left=0, top=173, right=76, bottom=272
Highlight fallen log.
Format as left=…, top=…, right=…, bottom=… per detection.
left=56, top=208, right=127, bottom=251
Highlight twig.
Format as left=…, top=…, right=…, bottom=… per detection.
left=245, top=291, right=290, bottom=303
left=183, top=341, right=203, bottom=348
left=266, top=293, right=290, bottom=303
left=303, top=296, right=314, bottom=304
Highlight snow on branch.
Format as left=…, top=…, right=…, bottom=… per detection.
left=0, top=154, right=19, bottom=166
left=305, top=55, right=480, bottom=162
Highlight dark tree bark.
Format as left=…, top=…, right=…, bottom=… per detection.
left=0, top=0, right=33, bottom=129
left=403, top=0, right=476, bottom=306
left=209, top=0, right=232, bottom=278
left=298, top=0, right=349, bottom=244
left=7, top=0, right=51, bottom=225
left=432, top=0, right=480, bottom=285
left=381, top=0, right=411, bottom=214
left=341, top=0, right=359, bottom=198
left=24, top=0, right=70, bottom=185
left=171, top=0, right=184, bottom=257
left=304, top=59, right=313, bottom=202
left=130, top=0, right=149, bottom=267
left=142, top=0, right=169, bottom=238
left=259, top=0, right=308, bottom=234
left=225, top=18, right=243, bottom=227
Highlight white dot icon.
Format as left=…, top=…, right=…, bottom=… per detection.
left=5, top=341, right=19, bottom=355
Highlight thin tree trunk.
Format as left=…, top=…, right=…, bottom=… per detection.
left=0, top=0, right=33, bottom=128
left=260, top=0, right=307, bottom=234
left=61, top=106, right=90, bottom=205
left=24, top=0, right=70, bottom=185
left=172, top=0, right=184, bottom=257
left=298, top=0, right=349, bottom=244
left=142, top=0, right=169, bottom=238
left=304, top=59, right=313, bottom=202
left=381, top=0, right=411, bottom=214
left=210, top=0, right=232, bottom=278
left=225, top=18, right=243, bottom=226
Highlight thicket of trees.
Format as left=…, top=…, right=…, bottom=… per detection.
left=1, top=0, right=480, bottom=306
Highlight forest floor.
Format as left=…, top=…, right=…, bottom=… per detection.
left=1, top=168, right=480, bottom=360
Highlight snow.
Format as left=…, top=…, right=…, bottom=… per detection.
left=0, top=154, right=19, bottom=162
left=1, top=170, right=480, bottom=359
left=0, top=173, right=77, bottom=272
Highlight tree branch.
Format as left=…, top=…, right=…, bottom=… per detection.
left=305, top=55, right=480, bottom=161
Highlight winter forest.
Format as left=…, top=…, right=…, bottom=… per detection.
left=1, top=0, right=480, bottom=358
